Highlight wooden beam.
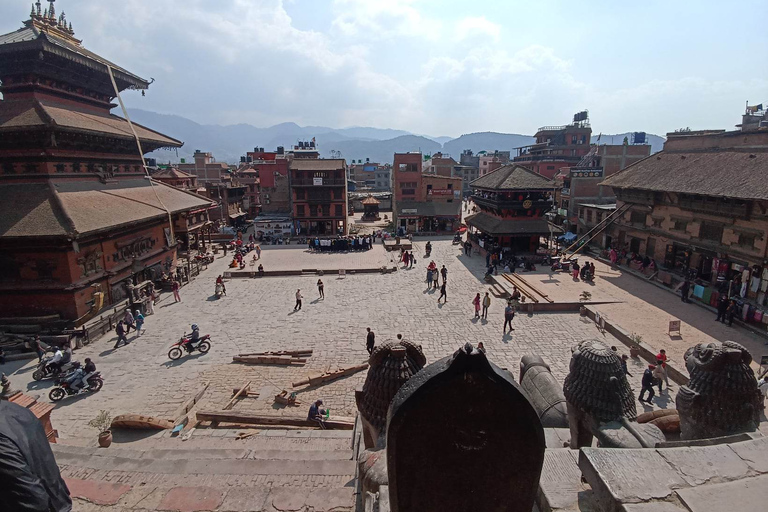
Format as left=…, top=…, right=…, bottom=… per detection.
left=232, top=355, right=307, bottom=365
left=238, top=350, right=313, bottom=357
left=292, top=363, right=369, bottom=388
left=231, top=389, right=260, bottom=397
left=195, top=410, right=355, bottom=430
left=171, top=381, right=210, bottom=427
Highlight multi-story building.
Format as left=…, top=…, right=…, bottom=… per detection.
left=0, top=4, right=212, bottom=321
left=151, top=167, right=199, bottom=190
left=465, top=165, right=555, bottom=253
left=178, top=150, right=231, bottom=184
left=478, top=151, right=510, bottom=176
left=244, top=147, right=291, bottom=215
left=392, top=152, right=461, bottom=234
left=205, top=183, right=247, bottom=227
left=290, top=159, right=348, bottom=236
left=601, top=121, right=768, bottom=322
left=556, top=143, right=652, bottom=232
left=236, top=167, right=261, bottom=217
left=513, top=112, right=593, bottom=179
left=374, top=165, right=392, bottom=191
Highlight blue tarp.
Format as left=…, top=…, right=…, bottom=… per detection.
left=558, top=232, right=577, bottom=242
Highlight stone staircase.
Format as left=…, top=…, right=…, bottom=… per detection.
left=53, top=430, right=356, bottom=511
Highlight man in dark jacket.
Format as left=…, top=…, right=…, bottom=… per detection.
left=638, top=365, right=656, bottom=403
left=0, top=400, right=72, bottom=511
left=366, top=328, right=375, bottom=355
left=680, top=280, right=691, bottom=303
left=716, top=296, right=729, bottom=323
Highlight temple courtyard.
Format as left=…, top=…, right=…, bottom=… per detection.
left=4, top=238, right=767, bottom=511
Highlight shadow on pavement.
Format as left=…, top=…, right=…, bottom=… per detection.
left=161, top=352, right=207, bottom=368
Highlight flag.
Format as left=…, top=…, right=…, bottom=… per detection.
left=597, top=133, right=601, bottom=142
left=747, top=104, right=763, bottom=114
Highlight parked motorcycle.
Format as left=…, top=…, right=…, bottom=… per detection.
left=550, top=258, right=575, bottom=273
left=168, top=333, right=212, bottom=360
left=195, top=253, right=214, bottom=264
left=32, top=358, right=78, bottom=382
left=452, top=234, right=462, bottom=245
left=49, top=372, right=103, bottom=402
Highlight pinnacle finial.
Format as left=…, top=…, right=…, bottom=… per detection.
left=48, top=1, right=56, bottom=20
left=31, top=4, right=36, bottom=18
left=36, top=1, right=42, bottom=16
left=68, top=21, right=73, bottom=33
left=43, top=8, right=48, bottom=18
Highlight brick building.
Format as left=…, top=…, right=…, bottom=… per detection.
left=290, top=159, right=348, bottom=236
left=178, top=150, right=230, bottom=184
left=244, top=147, right=291, bottom=215
left=152, top=167, right=198, bottom=190
left=0, top=3, right=212, bottom=322
left=392, top=152, right=461, bottom=234
left=601, top=126, right=768, bottom=320
left=466, top=165, right=555, bottom=253
left=513, top=112, right=592, bottom=179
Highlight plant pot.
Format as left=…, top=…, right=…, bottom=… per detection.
left=630, top=346, right=640, bottom=358
left=98, top=430, right=112, bottom=448
left=579, top=305, right=588, bottom=317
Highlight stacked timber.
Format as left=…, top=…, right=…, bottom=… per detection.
left=233, top=349, right=312, bottom=366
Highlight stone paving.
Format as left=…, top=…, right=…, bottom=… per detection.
left=227, top=242, right=392, bottom=273
left=504, top=257, right=768, bottom=371
left=6, top=239, right=677, bottom=446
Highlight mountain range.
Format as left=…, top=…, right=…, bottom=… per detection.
left=126, top=109, right=666, bottom=165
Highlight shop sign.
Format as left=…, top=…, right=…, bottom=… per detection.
left=428, top=189, right=453, bottom=196
left=570, top=168, right=603, bottom=178
left=313, top=177, right=323, bottom=186
left=402, top=208, right=418, bottom=214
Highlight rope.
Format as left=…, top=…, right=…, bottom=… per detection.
left=107, top=65, right=175, bottom=245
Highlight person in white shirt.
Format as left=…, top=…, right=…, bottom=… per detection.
left=48, top=348, right=63, bottom=374
left=294, top=289, right=303, bottom=311
left=759, top=376, right=768, bottom=410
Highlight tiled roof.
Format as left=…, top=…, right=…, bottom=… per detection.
left=0, top=179, right=212, bottom=239
left=152, top=168, right=196, bottom=179
left=470, top=164, right=554, bottom=190
left=397, top=201, right=461, bottom=217
left=289, top=159, right=346, bottom=171
left=0, top=98, right=181, bottom=148
left=600, top=150, right=768, bottom=200
left=464, top=212, right=550, bottom=235
left=361, top=196, right=380, bottom=205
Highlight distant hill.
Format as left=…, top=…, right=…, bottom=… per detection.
left=126, top=109, right=665, bottom=165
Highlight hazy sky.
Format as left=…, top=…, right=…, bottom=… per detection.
left=3, top=0, right=766, bottom=136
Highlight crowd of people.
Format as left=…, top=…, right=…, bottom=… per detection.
left=309, top=235, right=374, bottom=253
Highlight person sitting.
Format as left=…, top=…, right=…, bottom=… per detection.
left=216, top=275, right=227, bottom=295
left=308, top=399, right=327, bottom=429
left=79, top=358, right=97, bottom=392
left=257, top=264, right=264, bottom=275
left=48, top=347, right=64, bottom=374
left=184, top=324, right=201, bottom=352
left=65, top=362, right=85, bottom=393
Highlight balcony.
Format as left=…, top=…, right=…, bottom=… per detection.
left=292, top=178, right=346, bottom=186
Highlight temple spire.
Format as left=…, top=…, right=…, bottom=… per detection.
left=31, top=4, right=36, bottom=18
left=48, top=1, right=55, bottom=20
left=36, top=1, right=42, bottom=16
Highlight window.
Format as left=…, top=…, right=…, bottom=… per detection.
left=296, top=205, right=305, bottom=216
left=55, top=163, right=67, bottom=173
left=447, top=183, right=453, bottom=190
left=652, top=217, right=663, bottom=228
left=630, top=210, right=646, bottom=225
left=579, top=208, right=584, bottom=219
left=673, top=220, right=688, bottom=232
left=586, top=210, right=593, bottom=222
left=295, top=189, right=305, bottom=200
left=309, top=205, right=317, bottom=217
left=571, top=135, right=577, bottom=144
left=596, top=212, right=603, bottom=223
left=699, top=221, right=723, bottom=242
left=335, top=204, right=343, bottom=216
left=322, top=205, right=330, bottom=216
left=2, top=163, right=14, bottom=174
left=547, top=165, right=555, bottom=170
left=738, top=233, right=756, bottom=248
left=402, top=189, right=415, bottom=195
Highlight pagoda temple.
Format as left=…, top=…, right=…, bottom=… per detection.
left=0, top=1, right=212, bottom=323
left=466, top=165, right=555, bottom=253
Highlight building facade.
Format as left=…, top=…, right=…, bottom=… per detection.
left=601, top=125, right=768, bottom=324
left=466, top=165, right=555, bottom=253
left=152, top=167, right=198, bottom=190
left=178, top=150, right=230, bottom=184
left=513, top=112, right=592, bottom=179
left=290, top=159, right=348, bottom=236
left=0, top=3, right=212, bottom=322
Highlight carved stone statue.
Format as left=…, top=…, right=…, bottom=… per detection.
left=563, top=339, right=663, bottom=449
left=386, top=344, right=545, bottom=512
left=677, top=340, right=762, bottom=440
left=356, top=339, right=426, bottom=449
left=519, top=355, right=568, bottom=428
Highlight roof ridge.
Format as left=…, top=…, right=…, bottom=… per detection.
left=47, top=180, right=79, bottom=238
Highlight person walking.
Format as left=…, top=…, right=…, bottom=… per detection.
left=114, top=320, right=129, bottom=349
left=134, top=310, right=145, bottom=336
left=317, top=279, right=325, bottom=299
left=680, top=280, right=691, bottom=303
left=655, top=349, right=670, bottom=389
left=255, top=244, right=261, bottom=259
left=482, top=292, right=491, bottom=319
left=652, top=361, right=665, bottom=394
left=33, top=335, right=45, bottom=362
left=503, top=301, right=515, bottom=333
left=123, top=309, right=135, bottom=334
left=409, top=252, right=415, bottom=268
left=172, top=279, right=181, bottom=303
left=726, top=300, right=736, bottom=327
left=440, top=265, right=447, bottom=285
left=639, top=365, right=656, bottom=403
left=427, top=269, right=434, bottom=289
left=438, top=282, right=447, bottom=303
left=621, top=354, right=632, bottom=376
left=294, top=289, right=303, bottom=311
left=472, top=293, right=481, bottom=318
left=366, top=328, right=375, bottom=354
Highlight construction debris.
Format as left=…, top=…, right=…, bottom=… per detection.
left=111, top=414, right=173, bottom=430
left=236, top=429, right=260, bottom=440
left=232, top=355, right=307, bottom=365
left=238, top=350, right=313, bottom=357
left=292, top=363, right=369, bottom=388
left=230, top=388, right=260, bottom=398
left=274, top=390, right=300, bottom=406
left=195, top=410, right=355, bottom=430
left=172, top=381, right=210, bottom=427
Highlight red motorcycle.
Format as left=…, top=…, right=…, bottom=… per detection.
left=168, top=333, right=211, bottom=360
left=195, top=253, right=214, bottom=264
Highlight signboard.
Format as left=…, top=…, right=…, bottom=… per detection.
left=558, top=208, right=569, bottom=216
left=428, top=189, right=453, bottom=196
left=402, top=209, right=418, bottom=214
left=668, top=320, right=681, bottom=336
left=454, top=190, right=461, bottom=198
left=570, top=168, right=603, bottom=178
left=313, top=177, right=323, bottom=186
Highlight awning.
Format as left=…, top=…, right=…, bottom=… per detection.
left=229, top=212, right=247, bottom=220
left=465, top=212, right=550, bottom=236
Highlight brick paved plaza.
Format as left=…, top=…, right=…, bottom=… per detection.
left=7, top=239, right=687, bottom=444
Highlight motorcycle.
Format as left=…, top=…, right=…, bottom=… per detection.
left=215, top=282, right=224, bottom=298
left=452, top=234, right=462, bottom=245
left=551, top=258, right=575, bottom=273
left=195, top=253, right=214, bottom=265
left=168, top=333, right=212, bottom=360
left=32, top=357, right=78, bottom=382
left=49, top=372, right=103, bottom=402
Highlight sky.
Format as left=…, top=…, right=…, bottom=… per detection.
left=2, top=0, right=767, bottom=137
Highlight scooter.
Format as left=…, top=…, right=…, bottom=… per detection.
left=32, top=358, right=78, bottom=382
left=168, top=333, right=212, bottom=360
left=551, top=258, right=575, bottom=273
left=49, top=372, right=103, bottom=402
left=215, top=282, right=224, bottom=298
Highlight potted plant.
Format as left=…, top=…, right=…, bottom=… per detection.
left=89, top=410, right=113, bottom=448
left=579, top=291, right=592, bottom=302
left=629, top=334, right=642, bottom=358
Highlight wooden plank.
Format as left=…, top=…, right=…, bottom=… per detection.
left=232, top=355, right=307, bottom=365
left=230, top=388, right=260, bottom=397
left=510, top=273, right=552, bottom=301
left=501, top=274, right=538, bottom=303
left=238, top=350, right=313, bottom=357
left=195, top=410, right=355, bottom=430
left=292, top=363, right=369, bottom=388
left=505, top=273, right=554, bottom=304
left=171, top=381, right=210, bottom=426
